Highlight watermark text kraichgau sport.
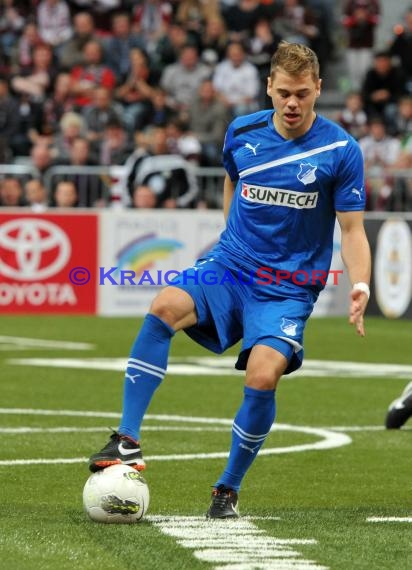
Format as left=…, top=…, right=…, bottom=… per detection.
left=92, top=267, right=343, bottom=287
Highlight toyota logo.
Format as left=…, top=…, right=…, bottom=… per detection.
left=0, top=218, right=71, bottom=280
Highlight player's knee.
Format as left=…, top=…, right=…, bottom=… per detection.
left=245, top=370, right=280, bottom=391
left=149, top=296, right=179, bottom=327
left=149, top=289, right=195, bottom=330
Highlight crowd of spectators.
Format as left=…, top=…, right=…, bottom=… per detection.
left=0, top=0, right=410, bottom=211
left=338, top=1, right=412, bottom=211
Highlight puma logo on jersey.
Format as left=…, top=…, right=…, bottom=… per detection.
left=244, top=142, right=260, bottom=155
left=352, top=187, right=363, bottom=200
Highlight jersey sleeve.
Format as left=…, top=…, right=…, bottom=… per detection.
left=334, top=137, right=366, bottom=211
left=222, top=120, right=239, bottom=182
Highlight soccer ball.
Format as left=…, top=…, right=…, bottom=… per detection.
left=83, top=464, right=150, bottom=523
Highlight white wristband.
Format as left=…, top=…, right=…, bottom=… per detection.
left=352, top=282, right=370, bottom=299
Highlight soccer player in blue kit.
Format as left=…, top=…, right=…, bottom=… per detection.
left=89, top=42, right=371, bottom=518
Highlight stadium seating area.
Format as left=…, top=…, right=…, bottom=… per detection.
left=0, top=0, right=411, bottom=210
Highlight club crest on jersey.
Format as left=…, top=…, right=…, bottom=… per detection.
left=297, top=163, right=317, bottom=185
left=280, top=318, right=298, bottom=337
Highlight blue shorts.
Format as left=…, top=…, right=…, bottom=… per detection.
left=169, top=259, right=315, bottom=374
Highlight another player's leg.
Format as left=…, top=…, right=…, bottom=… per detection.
left=385, top=381, right=412, bottom=429
left=206, top=344, right=290, bottom=519
left=89, top=287, right=197, bottom=472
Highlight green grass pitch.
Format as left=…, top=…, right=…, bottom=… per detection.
left=0, top=315, right=411, bottom=570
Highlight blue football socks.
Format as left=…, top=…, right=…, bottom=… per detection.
left=215, top=385, right=276, bottom=492
left=119, top=314, right=175, bottom=441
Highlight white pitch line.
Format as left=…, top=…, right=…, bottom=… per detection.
left=8, top=355, right=412, bottom=379
left=0, top=427, right=110, bottom=434
left=0, top=426, right=230, bottom=434
left=148, top=516, right=328, bottom=570
left=213, top=565, right=327, bottom=570
left=367, top=517, right=412, bottom=523
left=159, top=528, right=265, bottom=538
left=0, top=423, right=388, bottom=435
left=0, top=408, right=352, bottom=466
left=324, top=426, right=385, bottom=432
left=0, top=457, right=88, bottom=466
left=0, top=409, right=351, bottom=468
left=8, top=357, right=243, bottom=376
left=0, top=432, right=351, bottom=464
left=0, top=408, right=121, bottom=418
left=148, top=515, right=282, bottom=522
left=0, top=408, right=382, bottom=432
left=195, top=550, right=303, bottom=561
left=0, top=408, right=232, bottom=423
left=0, top=428, right=350, bottom=466
left=0, top=335, right=94, bottom=350
left=176, top=535, right=318, bottom=547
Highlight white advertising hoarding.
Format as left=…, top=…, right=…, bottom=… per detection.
left=98, top=210, right=349, bottom=317
left=311, top=221, right=351, bottom=317
left=98, top=210, right=225, bottom=316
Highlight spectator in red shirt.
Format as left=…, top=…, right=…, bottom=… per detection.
left=69, top=40, right=116, bottom=108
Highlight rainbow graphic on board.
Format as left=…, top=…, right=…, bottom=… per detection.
left=116, top=233, right=183, bottom=276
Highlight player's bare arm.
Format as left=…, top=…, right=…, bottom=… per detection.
left=337, top=210, right=371, bottom=337
left=223, top=174, right=235, bottom=222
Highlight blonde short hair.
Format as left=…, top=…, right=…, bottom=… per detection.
left=270, top=41, right=320, bottom=81
left=59, top=112, right=85, bottom=133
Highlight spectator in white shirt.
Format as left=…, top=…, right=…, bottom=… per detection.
left=212, top=41, right=260, bottom=117
left=160, top=44, right=210, bottom=111
left=359, top=116, right=402, bottom=209
left=359, top=116, right=401, bottom=171
left=24, top=179, right=49, bottom=212
left=37, top=0, right=73, bottom=48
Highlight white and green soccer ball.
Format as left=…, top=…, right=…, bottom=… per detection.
left=83, top=464, right=149, bottom=523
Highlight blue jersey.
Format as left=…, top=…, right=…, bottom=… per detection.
left=209, top=109, right=365, bottom=296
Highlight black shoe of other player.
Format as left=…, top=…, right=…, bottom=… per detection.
left=206, top=484, right=239, bottom=519
left=89, top=431, right=146, bottom=472
left=385, top=382, right=412, bottom=429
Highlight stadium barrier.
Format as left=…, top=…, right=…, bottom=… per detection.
left=365, top=168, right=412, bottom=212
left=0, top=163, right=38, bottom=181
left=0, top=164, right=226, bottom=208
left=43, top=165, right=226, bottom=209
left=1, top=163, right=411, bottom=212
